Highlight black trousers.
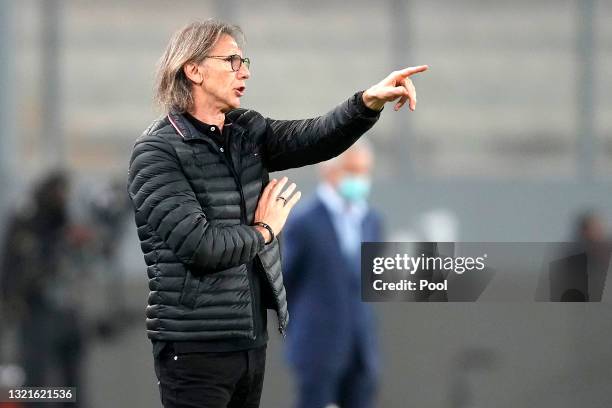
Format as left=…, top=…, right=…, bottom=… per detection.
left=154, top=345, right=267, bottom=408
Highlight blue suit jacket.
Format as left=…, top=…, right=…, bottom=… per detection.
left=281, top=196, right=383, bottom=374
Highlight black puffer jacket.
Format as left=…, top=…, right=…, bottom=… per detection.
left=127, top=91, right=379, bottom=342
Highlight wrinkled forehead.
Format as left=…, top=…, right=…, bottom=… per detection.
left=210, top=34, right=243, bottom=56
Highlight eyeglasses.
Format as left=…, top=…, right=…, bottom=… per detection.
left=204, top=54, right=250, bottom=72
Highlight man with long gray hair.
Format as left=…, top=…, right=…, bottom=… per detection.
left=128, top=19, right=427, bottom=408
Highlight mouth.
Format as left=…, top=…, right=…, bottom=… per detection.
left=234, top=86, right=246, bottom=97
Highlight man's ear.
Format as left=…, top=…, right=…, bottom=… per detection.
left=183, top=62, right=203, bottom=85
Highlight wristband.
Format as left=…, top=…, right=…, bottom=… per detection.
left=254, top=222, right=275, bottom=245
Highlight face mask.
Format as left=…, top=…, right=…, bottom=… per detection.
left=338, top=175, right=371, bottom=203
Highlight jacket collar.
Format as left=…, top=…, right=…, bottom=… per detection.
left=167, top=112, right=248, bottom=173
left=168, top=112, right=243, bottom=142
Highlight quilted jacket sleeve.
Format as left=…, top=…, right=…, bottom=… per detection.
left=128, top=137, right=265, bottom=272
left=263, top=91, right=381, bottom=172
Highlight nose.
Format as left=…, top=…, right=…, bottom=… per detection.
left=238, top=63, right=250, bottom=80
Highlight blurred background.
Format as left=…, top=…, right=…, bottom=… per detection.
left=0, top=0, right=611, bottom=406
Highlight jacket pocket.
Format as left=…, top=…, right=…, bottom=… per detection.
left=178, top=268, right=201, bottom=309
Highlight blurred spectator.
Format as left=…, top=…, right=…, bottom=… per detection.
left=0, top=171, right=94, bottom=407
left=543, top=210, right=611, bottom=302
left=282, top=141, right=382, bottom=408
left=573, top=210, right=607, bottom=245
left=569, top=211, right=610, bottom=301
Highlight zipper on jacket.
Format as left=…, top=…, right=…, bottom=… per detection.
left=255, top=255, right=287, bottom=338
left=217, top=132, right=258, bottom=340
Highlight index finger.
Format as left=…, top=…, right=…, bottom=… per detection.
left=396, top=65, right=429, bottom=78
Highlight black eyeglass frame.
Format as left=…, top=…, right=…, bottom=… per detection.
left=204, top=54, right=250, bottom=72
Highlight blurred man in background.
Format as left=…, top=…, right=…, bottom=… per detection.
left=567, top=211, right=610, bottom=301
left=282, top=141, right=383, bottom=408
left=0, top=171, right=93, bottom=407
left=540, top=210, right=611, bottom=302
left=573, top=211, right=607, bottom=246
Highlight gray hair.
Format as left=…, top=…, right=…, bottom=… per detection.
left=318, top=138, right=374, bottom=172
left=154, top=19, right=245, bottom=113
